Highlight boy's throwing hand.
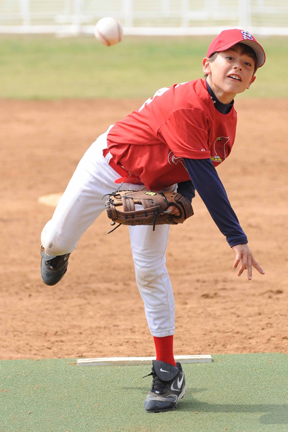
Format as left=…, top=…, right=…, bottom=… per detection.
left=232, top=244, right=265, bottom=280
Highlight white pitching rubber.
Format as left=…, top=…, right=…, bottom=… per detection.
left=77, top=354, right=212, bottom=366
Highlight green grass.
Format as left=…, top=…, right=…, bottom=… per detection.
left=1, top=354, right=288, bottom=432
left=0, top=34, right=287, bottom=99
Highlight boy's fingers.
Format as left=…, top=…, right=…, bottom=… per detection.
left=233, top=253, right=241, bottom=269
left=247, top=256, right=252, bottom=280
left=252, top=258, right=265, bottom=275
left=238, top=264, right=246, bottom=277
left=238, top=254, right=247, bottom=277
left=166, top=205, right=180, bottom=216
left=232, top=245, right=265, bottom=279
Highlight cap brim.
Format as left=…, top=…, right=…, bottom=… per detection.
left=238, top=40, right=266, bottom=68
left=210, top=38, right=266, bottom=68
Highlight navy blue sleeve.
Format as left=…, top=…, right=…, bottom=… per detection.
left=184, top=158, right=248, bottom=247
left=177, top=180, right=195, bottom=202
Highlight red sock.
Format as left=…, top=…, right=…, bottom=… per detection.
left=153, top=335, right=176, bottom=366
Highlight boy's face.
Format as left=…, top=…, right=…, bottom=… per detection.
left=202, top=45, right=256, bottom=104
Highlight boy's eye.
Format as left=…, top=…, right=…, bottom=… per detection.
left=226, top=56, right=233, bottom=60
left=245, top=62, right=252, bottom=67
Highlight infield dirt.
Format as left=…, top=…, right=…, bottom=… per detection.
left=0, top=98, right=287, bottom=360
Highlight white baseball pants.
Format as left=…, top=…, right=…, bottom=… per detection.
left=41, top=128, right=176, bottom=337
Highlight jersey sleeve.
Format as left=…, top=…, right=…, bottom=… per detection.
left=184, top=158, right=248, bottom=247
left=158, top=108, right=211, bottom=159
left=177, top=180, right=195, bottom=202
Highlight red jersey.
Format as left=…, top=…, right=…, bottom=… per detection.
left=107, top=78, right=237, bottom=190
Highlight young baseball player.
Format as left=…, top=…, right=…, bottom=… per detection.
left=40, top=29, right=266, bottom=413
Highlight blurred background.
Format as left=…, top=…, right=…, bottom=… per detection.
left=0, top=0, right=287, bottom=36
left=0, top=0, right=287, bottom=100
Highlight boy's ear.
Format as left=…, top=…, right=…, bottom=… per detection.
left=202, top=57, right=212, bottom=75
left=247, top=75, right=256, bottom=89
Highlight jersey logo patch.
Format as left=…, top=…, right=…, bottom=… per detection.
left=210, top=136, right=230, bottom=163
left=167, top=151, right=188, bottom=172
left=168, top=151, right=183, bottom=165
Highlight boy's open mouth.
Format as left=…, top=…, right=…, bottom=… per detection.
left=228, top=74, right=242, bottom=82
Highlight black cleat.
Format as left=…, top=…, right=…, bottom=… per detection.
left=144, top=360, right=186, bottom=413
left=40, top=245, right=70, bottom=286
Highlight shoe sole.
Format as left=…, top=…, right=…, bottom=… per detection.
left=145, top=384, right=187, bottom=413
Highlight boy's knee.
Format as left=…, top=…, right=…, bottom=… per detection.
left=41, top=221, right=75, bottom=256
left=41, top=239, right=70, bottom=256
left=134, top=262, right=166, bottom=287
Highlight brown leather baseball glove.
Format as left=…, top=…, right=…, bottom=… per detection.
left=105, top=190, right=194, bottom=232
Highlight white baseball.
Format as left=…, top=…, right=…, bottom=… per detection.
left=95, top=17, right=123, bottom=46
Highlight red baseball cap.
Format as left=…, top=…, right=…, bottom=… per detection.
left=207, top=29, right=266, bottom=68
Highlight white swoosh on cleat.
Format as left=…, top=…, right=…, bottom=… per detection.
left=171, top=374, right=184, bottom=392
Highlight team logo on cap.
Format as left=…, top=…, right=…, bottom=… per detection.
left=241, top=30, right=253, bottom=40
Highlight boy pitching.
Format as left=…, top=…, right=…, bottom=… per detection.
left=40, top=29, right=266, bottom=413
